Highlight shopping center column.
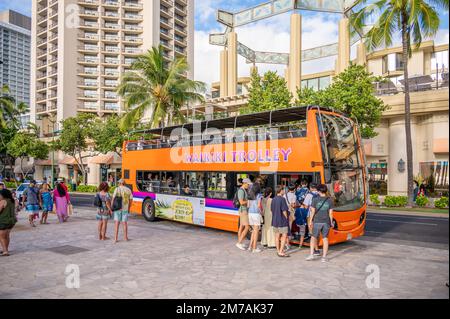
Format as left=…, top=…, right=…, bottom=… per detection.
left=227, top=31, right=238, bottom=97
left=356, top=42, right=367, bottom=66
left=220, top=49, right=228, bottom=97
left=288, top=13, right=302, bottom=98
left=388, top=116, right=418, bottom=196
left=336, top=17, right=350, bottom=73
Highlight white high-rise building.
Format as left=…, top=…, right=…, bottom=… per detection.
left=30, top=0, right=194, bottom=184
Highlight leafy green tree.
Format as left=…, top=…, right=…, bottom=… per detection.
left=53, top=113, right=99, bottom=184
left=93, top=115, right=126, bottom=157
left=0, top=85, right=29, bottom=181
left=7, top=131, right=49, bottom=178
left=351, top=0, right=449, bottom=206
left=117, top=46, right=205, bottom=129
left=242, top=70, right=292, bottom=114
left=297, top=64, right=389, bottom=139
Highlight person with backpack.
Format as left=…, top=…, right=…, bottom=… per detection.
left=235, top=178, right=251, bottom=251
left=22, top=180, right=40, bottom=227
left=306, top=184, right=334, bottom=263
left=302, top=183, right=321, bottom=255
left=284, top=184, right=297, bottom=249
left=95, top=182, right=112, bottom=241
left=111, top=179, right=133, bottom=243
left=248, top=182, right=263, bottom=253
left=0, top=189, right=18, bottom=256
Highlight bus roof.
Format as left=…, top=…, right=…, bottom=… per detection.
left=133, top=105, right=339, bottom=136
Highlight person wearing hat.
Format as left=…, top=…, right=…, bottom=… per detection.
left=22, top=180, right=40, bottom=227
left=235, top=178, right=251, bottom=251
left=111, top=179, right=133, bottom=243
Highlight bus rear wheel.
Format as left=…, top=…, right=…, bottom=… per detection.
left=142, top=198, right=157, bottom=222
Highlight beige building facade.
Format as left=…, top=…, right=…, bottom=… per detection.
left=30, top=0, right=194, bottom=185
left=193, top=10, right=449, bottom=196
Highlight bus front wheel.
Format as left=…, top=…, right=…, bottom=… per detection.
left=142, top=198, right=156, bottom=222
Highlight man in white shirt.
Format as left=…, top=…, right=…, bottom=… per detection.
left=111, top=179, right=133, bottom=243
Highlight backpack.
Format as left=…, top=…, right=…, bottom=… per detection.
left=111, top=187, right=123, bottom=211
left=93, top=193, right=102, bottom=208
left=233, top=188, right=246, bottom=209
left=296, top=187, right=309, bottom=205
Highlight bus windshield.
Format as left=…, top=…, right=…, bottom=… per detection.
left=318, top=113, right=365, bottom=212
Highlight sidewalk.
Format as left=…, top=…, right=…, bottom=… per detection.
left=368, top=206, right=449, bottom=218
left=0, top=208, right=448, bottom=299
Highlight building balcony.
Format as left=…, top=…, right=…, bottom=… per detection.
left=123, top=14, right=143, bottom=22
left=77, top=81, right=99, bottom=88
left=78, top=45, right=99, bottom=53
left=123, top=24, right=143, bottom=33
left=103, top=58, right=120, bottom=65
left=103, top=0, right=120, bottom=8
left=78, top=57, right=100, bottom=65
left=160, top=6, right=172, bottom=19
left=122, top=48, right=142, bottom=55
left=78, top=0, right=100, bottom=7
left=123, top=1, right=143, bottom=10
left=103, top=24, right=121, bottom=30
left=174, top=25, right=187, bottom=37
left=78, top=94, right=99, bottom=100
left=123, top=37, right=143, bottom=44
left=79, top=10, right=99, bottom=18
left=102, top=46, right=120, bottom=53
left=103, top=81, right=119, bottom=88
left=48, top=22, right=58, bottom=31
left=48, top=45, right=58, bottom=53
left=79, top=22, right=100, bottom=29
left=102, top=11, right=120, bottom=20
left=78, top=69, right=100, bottom=77
left=49, top=0, right=58, bottom=7
left=174, top=4, right=187, bottom=17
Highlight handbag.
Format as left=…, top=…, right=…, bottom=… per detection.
left=68, top=203, right=74, bottom=216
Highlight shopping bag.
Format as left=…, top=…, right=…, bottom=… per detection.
left=68, top=204, right=74, bottom=216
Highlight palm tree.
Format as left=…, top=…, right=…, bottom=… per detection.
left=0, top=85, right=28, bottom=129
left=351, top=0, right=448, bottom=206
left=117, top=46, right=205, bottom=129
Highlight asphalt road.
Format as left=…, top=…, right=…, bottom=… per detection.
left=70, top=193, right=449, bottom=249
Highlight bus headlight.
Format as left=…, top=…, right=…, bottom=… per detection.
left=359, top=211, right=366, bottom=225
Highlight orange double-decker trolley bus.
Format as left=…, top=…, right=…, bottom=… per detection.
left=122, top=106, right=367, bottom=245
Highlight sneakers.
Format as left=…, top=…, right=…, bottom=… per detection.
left=321, top=257, right=328, bottom=263
left=305, top=255, right=315, bottom=261
left=313, top=249, right=321, bottom=256
left=235, top=243, right=247, bottom=251
left=252, top=248, right=262, bottom=253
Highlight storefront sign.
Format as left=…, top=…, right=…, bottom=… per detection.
left=155, top=194, right=205, bottom=226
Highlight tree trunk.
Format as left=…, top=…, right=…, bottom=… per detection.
left=401, top=13, right=415, bottom=207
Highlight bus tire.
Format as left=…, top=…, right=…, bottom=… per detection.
left=142, top=198, right=157, bottom=222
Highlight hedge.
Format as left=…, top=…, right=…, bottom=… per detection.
left=434, top=197, right=449, bottom=209
left=369, top=194, right=381, bottom=205
left=415, top=195, right=429, bottom=207
left=384, top=195, right=408, bottom=207
left=76, top=185, right=98, bottom=193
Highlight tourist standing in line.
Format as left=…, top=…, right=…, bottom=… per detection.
left=0, top=189, right=17, bottom=256
left=284, top=184, right=297, bottom=249
left=235, top=178, right=251, bottom=250
left=248, top=184, right=263, bottom=253
left=261, top=187, right=276, bottom=249
left=303, top=183, right=321, bottom=255
left=111, top=179, right=133, bottom=243
left=271, top=186, right=290, bottom=258
left=306, top=184, right=334, bottom=263
left=39, top=183, right=53, bottom=225
left=54, top=182, right=71, bottom=223
left=22, top=180, right=40, bottom=227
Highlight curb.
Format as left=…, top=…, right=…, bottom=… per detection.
left=367, top=208, right=449, bottom=218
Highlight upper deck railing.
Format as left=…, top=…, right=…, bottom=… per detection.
left=124, top=106, right=339, bottom=151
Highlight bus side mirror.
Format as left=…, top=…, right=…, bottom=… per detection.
left=324, top=169, right=332, bottom=184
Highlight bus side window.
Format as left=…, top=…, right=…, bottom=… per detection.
left=161, top=172, right=179, bottom=195
left=206, top=172, right=228, bottom=200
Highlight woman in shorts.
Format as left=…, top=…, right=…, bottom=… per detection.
left=96, top=182, right=112, bottom=240
left=39, top=183, right=53, bottom=224
left=248, top=191, right=263, bottom=253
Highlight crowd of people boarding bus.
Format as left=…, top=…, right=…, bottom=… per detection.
left=234, top=177, right=334, bottom=262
